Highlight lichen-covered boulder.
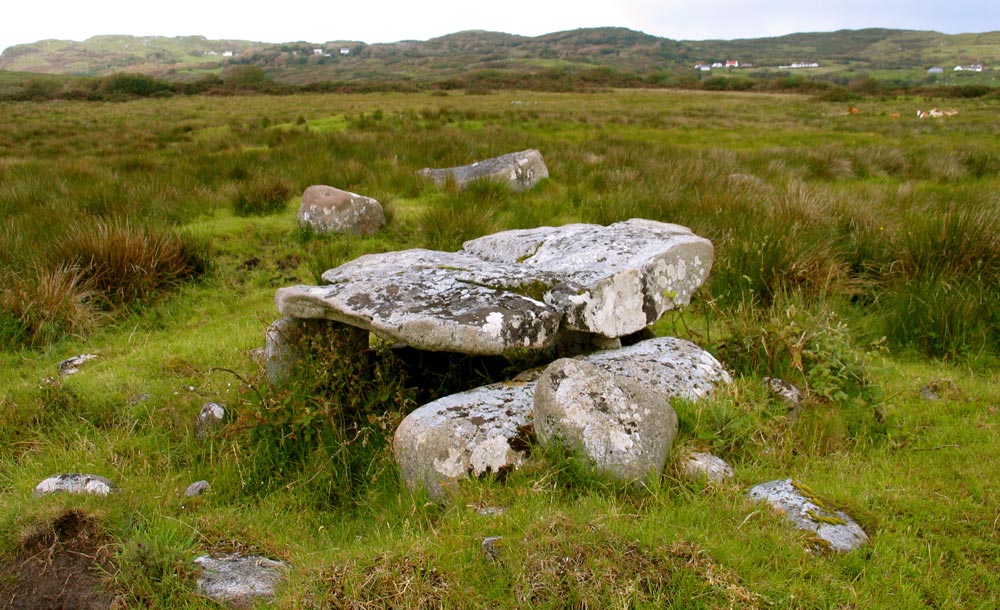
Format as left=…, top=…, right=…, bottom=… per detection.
left=34, top=474, right=117, bottom=497
left=297, top=185, right=385, bottom=235
left=393, top=337, right=729, bottom=501
left=394, top=381, right=535, bottom=502
left=584, top=337, right=732, bottom=401
left=747, top=479, right=869, bottom=552
left=534, top=358, right=679, bottom=482
left=418, top=149, right=548, bottom=192
left=275, top=220, right=714, bottom=355
left=463, top=219, right=714, bottom=338
left=276, top=249, right=561, bottom=355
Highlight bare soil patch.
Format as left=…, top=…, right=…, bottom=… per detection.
left=0, top=509, right=118, bottom=610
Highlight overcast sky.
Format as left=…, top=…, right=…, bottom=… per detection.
left=3, top=0, right=998, bottom=55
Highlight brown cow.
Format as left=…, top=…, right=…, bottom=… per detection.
left=889, top=112, right=901, bottom=119
left=848, top=106, right=861, bottom=115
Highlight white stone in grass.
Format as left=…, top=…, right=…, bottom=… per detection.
left=197, top=402, right=227, bottom=437
left=678, top=452, right=734, bottom=483
left=34, top=474, right=117, bottom=497
left=195, top=553, right=287, bottom=607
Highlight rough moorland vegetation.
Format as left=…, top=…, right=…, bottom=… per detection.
left=0, top=87, right=998, bottom=607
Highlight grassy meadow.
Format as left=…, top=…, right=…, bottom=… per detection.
left=1, top=88, right=999, bottom=608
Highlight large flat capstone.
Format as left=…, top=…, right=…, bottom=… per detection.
left=275, top=219, right=713, bottom=355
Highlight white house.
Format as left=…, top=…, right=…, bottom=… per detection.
left=954, top=64, right=983, bottom=72
left=340, top=47, right=351, bottom=55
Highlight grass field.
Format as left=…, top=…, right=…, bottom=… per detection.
left=0, top=88, right=998, bottom=608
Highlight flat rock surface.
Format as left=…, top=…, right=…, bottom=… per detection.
left=277, top=249, right=561, bottom=354
left=276, top=220, right=713, bottom=354
left=747, top=479, right=870, bottom=552
left=464, top=219, right=713, bottom=338
left=195, top=553, right=287, bottom=607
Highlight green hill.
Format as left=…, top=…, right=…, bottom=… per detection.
left=2, top=28, right=998, bottom=83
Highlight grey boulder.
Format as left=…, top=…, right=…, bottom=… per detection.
left=418, top=149, right=548, bottom=191
left=275, top=220, right=713, bottom=355
left=393, top=380, right=535, bottom=502
left=276, top=249, right=561, bottom=355
left=464, top=219, right=714, bottom=338
left=534, top=358, right=679, bottom=482
left=195, top=553, right=287, bottom=608
left=394, top=337, right=729, bottom=501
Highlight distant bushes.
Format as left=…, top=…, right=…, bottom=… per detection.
left=4, top=67, right=994, bottom=102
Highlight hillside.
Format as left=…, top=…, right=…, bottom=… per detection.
left=1, top=27, right=999, bottom=83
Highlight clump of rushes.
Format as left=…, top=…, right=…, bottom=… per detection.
left=52, top=219, right=210, bottom=309
left=0, top=264, right=103, bottom=348
left=231, top=174, right=292, bottom=217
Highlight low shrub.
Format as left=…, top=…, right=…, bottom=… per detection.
left=248, top=328, right=415, bottom=507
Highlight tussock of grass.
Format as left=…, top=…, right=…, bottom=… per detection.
left=53, top=219, right=209, bottom=309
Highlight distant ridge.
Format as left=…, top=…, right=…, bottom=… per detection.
left=2, top=27, right=997, bottom=83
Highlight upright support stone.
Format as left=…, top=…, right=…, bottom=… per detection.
left=265, top=317, right=369, bottom=387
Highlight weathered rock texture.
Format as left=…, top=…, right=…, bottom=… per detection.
left=195, top=553, right=287, bottom=608
left=394, top=337, right=729, bottom=501
left=393, top=381, right=535, bottom=502
left=747, top=479, right=870, bottom=552
left=34, top=474, right=116, bottom=497
left=583, top=337, right=732, bottom=401
left=297, top=185, right=385, bottom=235
left=418, top=149, right=548, bottom=191
left=464, top=219, right=713, bottom=338
left=534, top=358, right=679, bottom=482
left=275, top=219, right=712, bottom=355
left=276, top=249, right=562, bottom=355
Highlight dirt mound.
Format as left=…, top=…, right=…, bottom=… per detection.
left=0, top=509, right=118, bottom=610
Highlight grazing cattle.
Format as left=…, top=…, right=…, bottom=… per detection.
left=889, top=112, right=901, bottom=119
left=929, top=108, right=944, bottom=117
left=848, top=106, right=862, bottom=115
left=944, top=110, right=959, bottom=117
left=917, top=110, right=928, bottom=118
